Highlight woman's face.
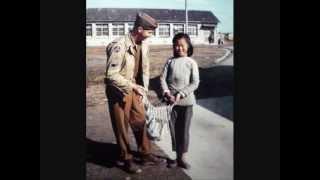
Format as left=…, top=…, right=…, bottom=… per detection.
left=174, top=38, right=189, bottom=57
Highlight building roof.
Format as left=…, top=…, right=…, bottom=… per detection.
left=86, top=8, right=220, bottom=24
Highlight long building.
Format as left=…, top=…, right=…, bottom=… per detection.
left=86, top=8, right=220, bottom=46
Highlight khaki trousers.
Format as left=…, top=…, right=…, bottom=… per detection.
left=107, top=90, right=151, bottom=160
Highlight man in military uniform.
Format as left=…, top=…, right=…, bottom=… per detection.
left=105, top=12, right=164, bottom=174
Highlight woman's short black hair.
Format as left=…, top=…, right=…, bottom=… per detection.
left=172, top=33, right=194, bottom=57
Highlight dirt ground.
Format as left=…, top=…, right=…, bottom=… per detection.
left=86, top=44, right=232, bottom=107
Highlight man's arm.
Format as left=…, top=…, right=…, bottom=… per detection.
left=105, top=45, right=135, bottom=93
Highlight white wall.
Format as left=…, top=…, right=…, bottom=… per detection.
left=86, top=22, right=218, bottom=46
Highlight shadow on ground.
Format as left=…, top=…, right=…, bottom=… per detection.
left=86, top=138, right=120, bottom=168
left=149, top=76, right=163, bottom=100
left=195, top=66, right=233, bottom=98
left=86, top=137, right=192, bottom=180
left=148, top=65, right=233, bottom=120
left=195, top=66, right=233, bottom=121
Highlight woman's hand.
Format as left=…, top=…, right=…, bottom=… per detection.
left=175, top=93, right=181, bottom=104
left=164, top=92, right=176, bottom=105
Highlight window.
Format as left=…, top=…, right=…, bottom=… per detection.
left=173, top=24, right=184, bottom=35
left=159, top=24, right=170, bottom=37
left=86, top=24, right=92, bottom=36
left=112, top=24, right=125, bottom=36
left=96, top=24, right=109, bottom=36
left=128, top=23, right=134, bottom=33
left=151, top=29, right=156, bottom=36
left=187, top=24, right=198, bottom=36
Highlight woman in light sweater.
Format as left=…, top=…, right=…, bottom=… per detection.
left=160, top=33, right=200, bottom=169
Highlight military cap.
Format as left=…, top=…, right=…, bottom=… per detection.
left=134, top=12, right=158, bottom=30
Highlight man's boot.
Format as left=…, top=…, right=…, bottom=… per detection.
left=124, top=160, right=142, bottom=174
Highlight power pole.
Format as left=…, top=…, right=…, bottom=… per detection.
left=185, top=0, right=188, bottom=34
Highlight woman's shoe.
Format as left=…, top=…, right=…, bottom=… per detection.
left=177, top=159, right=191, bottom=170
left=167, top=159, right=177, bottom=168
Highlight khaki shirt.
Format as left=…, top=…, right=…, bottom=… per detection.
left=105, top=34, right=150, bottom=96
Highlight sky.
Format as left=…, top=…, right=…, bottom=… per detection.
left=86, top=0, right=233, bottom=33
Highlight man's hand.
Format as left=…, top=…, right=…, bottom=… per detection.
left=133, top=85, right=146, bottom=102
left=133, top=85, right=146, bottom=95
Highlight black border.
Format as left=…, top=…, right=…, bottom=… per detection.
left=234, top=0, right=280, bottom=179
left=40, top=0, right=86, bottom=179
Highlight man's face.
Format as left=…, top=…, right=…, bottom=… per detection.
left=141, top=29, right=154, bottom=39
left=137, top=27, right=154, bottom=41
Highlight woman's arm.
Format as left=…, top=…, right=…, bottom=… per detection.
left=179, top=60, right=200, bottom=97
left=160, top=59, right=171, bottom=95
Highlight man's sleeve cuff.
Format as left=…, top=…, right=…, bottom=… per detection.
left=163, top=90, right=170, bottom=96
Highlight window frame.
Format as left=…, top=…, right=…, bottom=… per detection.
left=112, top=23, right=125, bottom=36
left=158, top=23, right=170, bottom=37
